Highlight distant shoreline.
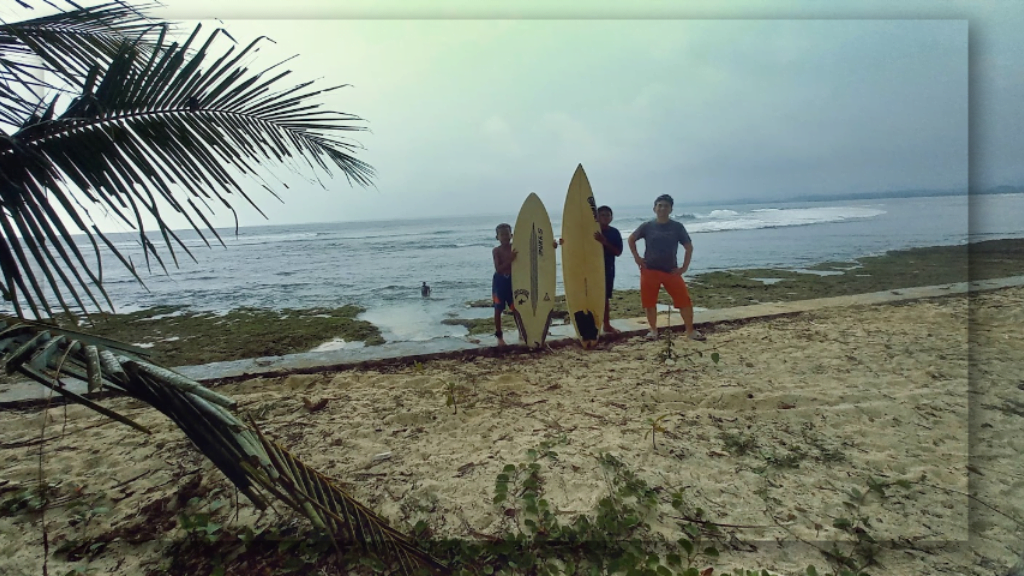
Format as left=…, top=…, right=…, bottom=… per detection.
left=69, top=188, right=1018, bottom=233
left=310, top=187, right=1015, bottom=227
left=687, top=186, right=1020, bottom=208
left=16, top=237, right=1016, bottom=371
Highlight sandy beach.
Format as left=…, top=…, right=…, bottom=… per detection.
left=0, top=285, right=1020, bottom=576
left=2, top=4, right=1019, bottom=575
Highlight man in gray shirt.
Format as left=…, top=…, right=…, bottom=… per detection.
left=627, top=194, right=705, bottom=341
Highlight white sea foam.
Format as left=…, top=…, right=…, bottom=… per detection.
left=310, top=338, right=365, bottom=352
left=688, top=206, right=886, bottom=233
left=619, top=206, right=885, bottom=236
left=706, top=209, right=740, bottom=218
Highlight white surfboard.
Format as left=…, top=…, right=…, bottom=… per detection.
left=511, top=193, right=557, bottom=348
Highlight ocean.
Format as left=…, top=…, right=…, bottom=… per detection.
left=4, top=193, right=1023, bottom=347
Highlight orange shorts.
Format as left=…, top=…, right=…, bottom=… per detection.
left=640, top=268, right=692, bottom=309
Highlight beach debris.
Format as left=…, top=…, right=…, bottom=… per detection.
left=302, top=396, right=329, bottom=413
left=778, top=402, right=797, bottom=410
left=373, top=452, right=393, bottom=463
left=708, top=414, right=737, bottom=424
left=284, top=374, right=319, bottom=390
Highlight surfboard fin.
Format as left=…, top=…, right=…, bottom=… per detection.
left=512, top=312, right=529, bottom=347
left=538, top=312, right=554, bottom=348
left=573, top=311, right=600, bottom=343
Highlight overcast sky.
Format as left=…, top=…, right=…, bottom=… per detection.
left=176, top=17, right=966, bottom=227
left=13, top=1, right=1024, bottom=230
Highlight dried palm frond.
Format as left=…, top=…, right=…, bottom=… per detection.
left=0, top=318, right=450, bottom=574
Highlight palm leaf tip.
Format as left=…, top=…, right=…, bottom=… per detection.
left=246, top=419, right=451, bottom=574
left=1, top=1, right=172, bottom=95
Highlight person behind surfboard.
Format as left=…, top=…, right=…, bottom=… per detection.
left=595, top=205, right=624, bottom=335
left=627, top=194, right=706, bottom=341
left=495, top=222, right=561, bottom=347
left=492, top=223, right=517, bottom=346
left=558, top=206, right=624, bottom=335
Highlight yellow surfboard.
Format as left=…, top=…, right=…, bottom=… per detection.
left=561, top=164, right=605, bottom=348
left=511, top=193, right=557, bottom=348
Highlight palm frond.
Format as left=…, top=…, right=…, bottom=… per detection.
left=8, top=1, right=82, bottom=12
left=0, top=75, right=37, bottom=124
left=1, top=2, right=169, bottom=126
left=1, top=21, right=373, bottom=319
left=0, top=2, right=168, bottom=79
left=0, top=317, right=449, bottom=575
left=0, top=3, right=423, bottom=573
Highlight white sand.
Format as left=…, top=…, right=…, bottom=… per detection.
left=0, top=287, right=1020, bottom=575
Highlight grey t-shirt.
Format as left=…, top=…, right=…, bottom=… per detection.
left=633, top=219, right=692, bottom=272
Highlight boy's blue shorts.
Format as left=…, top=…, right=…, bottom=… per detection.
left=492, top=273, right=514, bottom=311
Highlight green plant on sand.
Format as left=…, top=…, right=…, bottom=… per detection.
left=645, top=414, right=670, bottom=450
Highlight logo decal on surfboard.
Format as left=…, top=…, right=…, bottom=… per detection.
left=514, top=288, right=529, bottom=307
left=586, top=196, right=598, bottom=221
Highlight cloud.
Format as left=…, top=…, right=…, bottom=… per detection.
left=47, top=13, right=970, bottom=228
left=480, top=115, right=524, bottom=157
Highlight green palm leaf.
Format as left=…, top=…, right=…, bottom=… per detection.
left=1, top=1, right=168, bottom=125
left=1, top=21, right=373, bottom=319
